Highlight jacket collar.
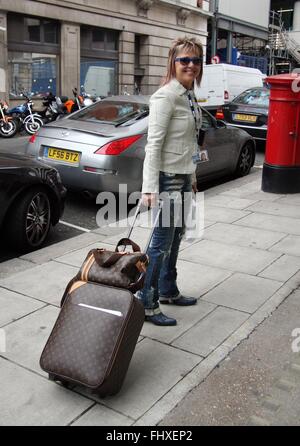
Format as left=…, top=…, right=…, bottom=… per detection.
left=168, top=78, right=190, bottom=96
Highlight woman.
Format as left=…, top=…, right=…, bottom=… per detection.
left=138, top=36, right=203, bottom=326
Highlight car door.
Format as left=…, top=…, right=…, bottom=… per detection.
left=197, top=108, right=235, bottom=180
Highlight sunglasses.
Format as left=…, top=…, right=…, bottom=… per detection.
left=175, top=57, right=202, bottom=66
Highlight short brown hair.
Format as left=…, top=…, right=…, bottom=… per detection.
left=162, top=36, right=204, bottom=86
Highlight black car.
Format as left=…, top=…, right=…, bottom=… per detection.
left=0, top=153, right=66, bottom=252
left=218, top=87, right=270, bottom=141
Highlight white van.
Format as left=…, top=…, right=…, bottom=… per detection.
left=194, top=64, right=264, bottom=114
left=83, top=66, right=114, bottom=97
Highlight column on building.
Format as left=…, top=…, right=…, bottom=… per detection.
left=119, top=31, right=135, bottom=95
left=227, top=30, right=233, bottom=63
left=0, top=12, right=8, bottom=99
left=139, top=35, right=170, bottom=95
left=293, top=1, right=300, bottom=31
left=60, top=22, right=80, bottom=98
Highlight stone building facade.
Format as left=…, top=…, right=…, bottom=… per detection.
left=0, top=0, right=211, bottom=102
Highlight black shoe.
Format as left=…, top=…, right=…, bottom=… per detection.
left=159, top=294, right=197, bottom=306
left=145, top=312, right=177, bottom=326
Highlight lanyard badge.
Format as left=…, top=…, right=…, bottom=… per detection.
left=187, top=91, right=209, bottom=165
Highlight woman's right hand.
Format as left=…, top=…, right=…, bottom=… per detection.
left=142, top=193, right=157, bottom=208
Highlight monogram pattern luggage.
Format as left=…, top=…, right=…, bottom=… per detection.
left=40, top=200, right=162, bottom=396
left=40, top=281, right=144, bottom=396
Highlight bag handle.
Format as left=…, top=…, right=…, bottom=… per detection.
left=93, top=238, right=141, bottom=269
left=115, top=238, right=141, bottom=253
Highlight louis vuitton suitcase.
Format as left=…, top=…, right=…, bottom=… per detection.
left=40, top=280, right=144, bottom=396
left=40, top=200, right=161, bottom=396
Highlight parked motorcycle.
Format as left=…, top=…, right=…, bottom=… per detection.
left=9, top=93, right=44, bottom=135
left=0, top=100, right=18, bottom=138
left=63, top=88, right=84, bottom=114
left=40, top=92, right=65, bottom=123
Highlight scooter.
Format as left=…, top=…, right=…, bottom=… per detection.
left=40, top=92, right=63, bottom=123
left=0, top=101, right=18, bottom=138
left=63, top=87, right=84, bottom=114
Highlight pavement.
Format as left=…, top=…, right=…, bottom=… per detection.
left=1, top=168, right=300, bottom=426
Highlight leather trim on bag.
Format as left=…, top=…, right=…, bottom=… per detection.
left=81, top=254, right=95, bottom=282
left=69, top=280, right=86, bottom=294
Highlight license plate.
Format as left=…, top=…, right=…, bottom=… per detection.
left=45, top=147, right=80, bottom=164
left=233, top=114, right=257, bottom=123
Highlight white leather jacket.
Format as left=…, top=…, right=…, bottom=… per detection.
left=142, top=78, right=202, bottom=193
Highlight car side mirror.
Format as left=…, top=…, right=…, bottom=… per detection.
left=216, top=119, right=226, bottom=128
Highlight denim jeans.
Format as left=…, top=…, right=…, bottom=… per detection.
left=137, top=171, right=192, bottom=313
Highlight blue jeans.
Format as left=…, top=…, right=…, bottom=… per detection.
left=137, top=172, right=192, bottom=313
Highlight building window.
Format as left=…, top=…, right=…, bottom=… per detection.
left=7, top=14, right=60, bottom=98
left=8, top=14, right=59, bottom=45
left=8, top=52, right=57, bottom=97
left=81, top=26, right=118, bottom=51
left=44, top=20, right=59, bottom=44
left=24, top=17, right=41, bottom=42
left=80, top=26, right=118, bottom=97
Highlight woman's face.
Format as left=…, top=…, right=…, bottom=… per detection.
left=174, top=51, right=202, bottom=89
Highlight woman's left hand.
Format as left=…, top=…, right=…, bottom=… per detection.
left=192, top=181, right=198, bottom=193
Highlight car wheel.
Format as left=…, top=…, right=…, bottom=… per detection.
left=235, top=142, right=254, bottom=177
left=6, top=188, right=51, bottom=252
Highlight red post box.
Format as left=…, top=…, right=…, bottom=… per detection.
left=262, top=73, right=300, bottom=193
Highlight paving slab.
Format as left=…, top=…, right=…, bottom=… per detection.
left=103, top=226, right=150, bottom=249
left=71, top=404, right=133, bottom=426
left=269, top=235, right=300, bottom=257
left=54, top=242, right=116, bottom=268
left=0, top=288, right=46, bottom=328
left=176, top=259, right=233, bottom=297
left=0, top=258, right=35, bottom=280
left=134, top=345, right=231, bottom=426
left=203, top=205, right=250, bottom=224
left=84, top=338, right=201, bottom=420
left=245, top=201, right=300, bottom=219
left=0, top=262, right=78, bottom=306
left=275, top=194, right=300, bottom=206
left=221, top=190, right=285, bottom=202
left=202, top=273, right=283, bottom=313
left=205, top=195, right=259, bottom=210
left=203, top=222, right=286, bottom=250
left=258, top=255, right=300, bottom=282
left=217, top=181, right=262, bottom=198
left=2, top=305, right=60, bottom=375
left=0, top=357, right=93, bottom=426
left=92, top=226, right=129, bottom=236
left=21, top=232, right=106, bottom=264
left=179, top=239, right=281, bottom=275
left=141, top=299, right=216, bottom=344
left=172, top=307, right=249, bottom=357
left=236, top=213, right=300, bottom=236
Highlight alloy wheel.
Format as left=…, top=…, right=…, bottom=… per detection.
left=237, top=143, right=253, bottom=176
left=25, top=192, right=51, bottom=247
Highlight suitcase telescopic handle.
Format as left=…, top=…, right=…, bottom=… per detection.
left=125, top=198, right=163, bottom=253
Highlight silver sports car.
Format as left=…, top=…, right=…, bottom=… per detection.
left=26, top=95, right=255, bottom=195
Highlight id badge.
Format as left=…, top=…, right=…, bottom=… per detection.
left=192, top=149, right=209, bottom=165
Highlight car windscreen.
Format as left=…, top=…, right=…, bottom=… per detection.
left=69, top=100, right=149, bottom=125
left=233, top=89, right=270, bottom=107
